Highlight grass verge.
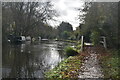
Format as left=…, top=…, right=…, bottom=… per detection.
left=45, top=55, right=83, bottom=79
left=99, top=49, right=120, bottom=79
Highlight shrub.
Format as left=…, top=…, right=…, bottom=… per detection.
left=76, top=44, right=81, bottom=49
left=100, top=49, right=120, bottom=79
left=64, top=47, right=78, bottom=56
left=90, top=30, right=100, bottom=45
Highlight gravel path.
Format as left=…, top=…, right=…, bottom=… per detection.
left=78, top=48, right=104, bottom=78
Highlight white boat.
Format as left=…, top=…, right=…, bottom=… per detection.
left=26, top=36, right=31, bottom=41
left=41, top=39, right=48, bottom=41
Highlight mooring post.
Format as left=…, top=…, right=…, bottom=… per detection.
left=81, top=36, right=84, bottom=52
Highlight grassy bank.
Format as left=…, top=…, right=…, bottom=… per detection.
left=44, top=40, right=83, bottom=79
left=99, top=49, right=120, bottom=79
left=45, top=55, right=83, bottom=79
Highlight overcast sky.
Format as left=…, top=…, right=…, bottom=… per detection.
left=47, top=0, right=84, bottom=30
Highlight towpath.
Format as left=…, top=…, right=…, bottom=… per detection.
left=78, top=46, right=104, bottom=78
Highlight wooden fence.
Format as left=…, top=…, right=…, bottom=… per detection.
left=80, top=36, right=107, bottom=52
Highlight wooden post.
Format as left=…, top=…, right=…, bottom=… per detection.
left=103, top=37, right=107, bottom=49
left=100, top=36, right=107, bottom=49
left=81, top=36, right=84, bottom=52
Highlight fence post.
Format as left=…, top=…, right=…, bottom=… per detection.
left=81, top=36, right=84, bottom=52
left=103, top=37, right=107, bottom=49
left=100, top=36, right=107, bottom=49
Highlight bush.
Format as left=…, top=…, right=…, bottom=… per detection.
left=64, top=47, right=78, bottom=56
left=90, top=30, right=100, bottom=45
left=100, top=49, right=120, bottom=79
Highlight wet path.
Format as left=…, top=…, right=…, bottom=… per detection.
left=78, top=47, right=104, bottom=78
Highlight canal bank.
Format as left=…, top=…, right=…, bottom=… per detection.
left=44, top=40, right=83, bottom=78
left=45, top=54, right=83, bottom=78
left=45, top=46, right=105, bottom=79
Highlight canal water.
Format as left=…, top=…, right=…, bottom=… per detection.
left=2, top=41, right=75, bottom=78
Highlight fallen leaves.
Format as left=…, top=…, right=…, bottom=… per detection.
left=45, top=55, right=83, bottom=79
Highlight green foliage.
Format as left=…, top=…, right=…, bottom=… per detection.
left=74, top=41, right=81, bottom=52
left=61, top=31, right=70, bottom=39
left=64, top=47, right=78, bottom=56
left=100, top=50, right=120, bottom=79
left=64, top=40, right=77, bottom=43
left=90, top=30, right=100, bottom=45
left=57, top=21, right=73, bottom=39
left=79, top=2, right=119, bottom=48
left=73, top=26, right=82, bottom=40
left=76, top=44, right=81, bottom=50
left=45, top=55, right=83, bottom=79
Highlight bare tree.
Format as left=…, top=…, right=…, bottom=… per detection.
left=2, top=1, right=58, bottom=38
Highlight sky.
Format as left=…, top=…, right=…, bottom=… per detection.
left=47, top=0, right=84, bottom=30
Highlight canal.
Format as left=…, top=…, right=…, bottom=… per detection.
left=2, top=40, right=75, bottom=78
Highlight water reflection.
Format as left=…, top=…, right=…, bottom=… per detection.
left=44, top=45, right=62, bottom=69
left=2, top=41, right=75, bottom=78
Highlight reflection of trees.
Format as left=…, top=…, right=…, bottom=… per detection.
left=56, top=41, right=67, bottom=59
left=3, top=44, right=36, bottom=78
